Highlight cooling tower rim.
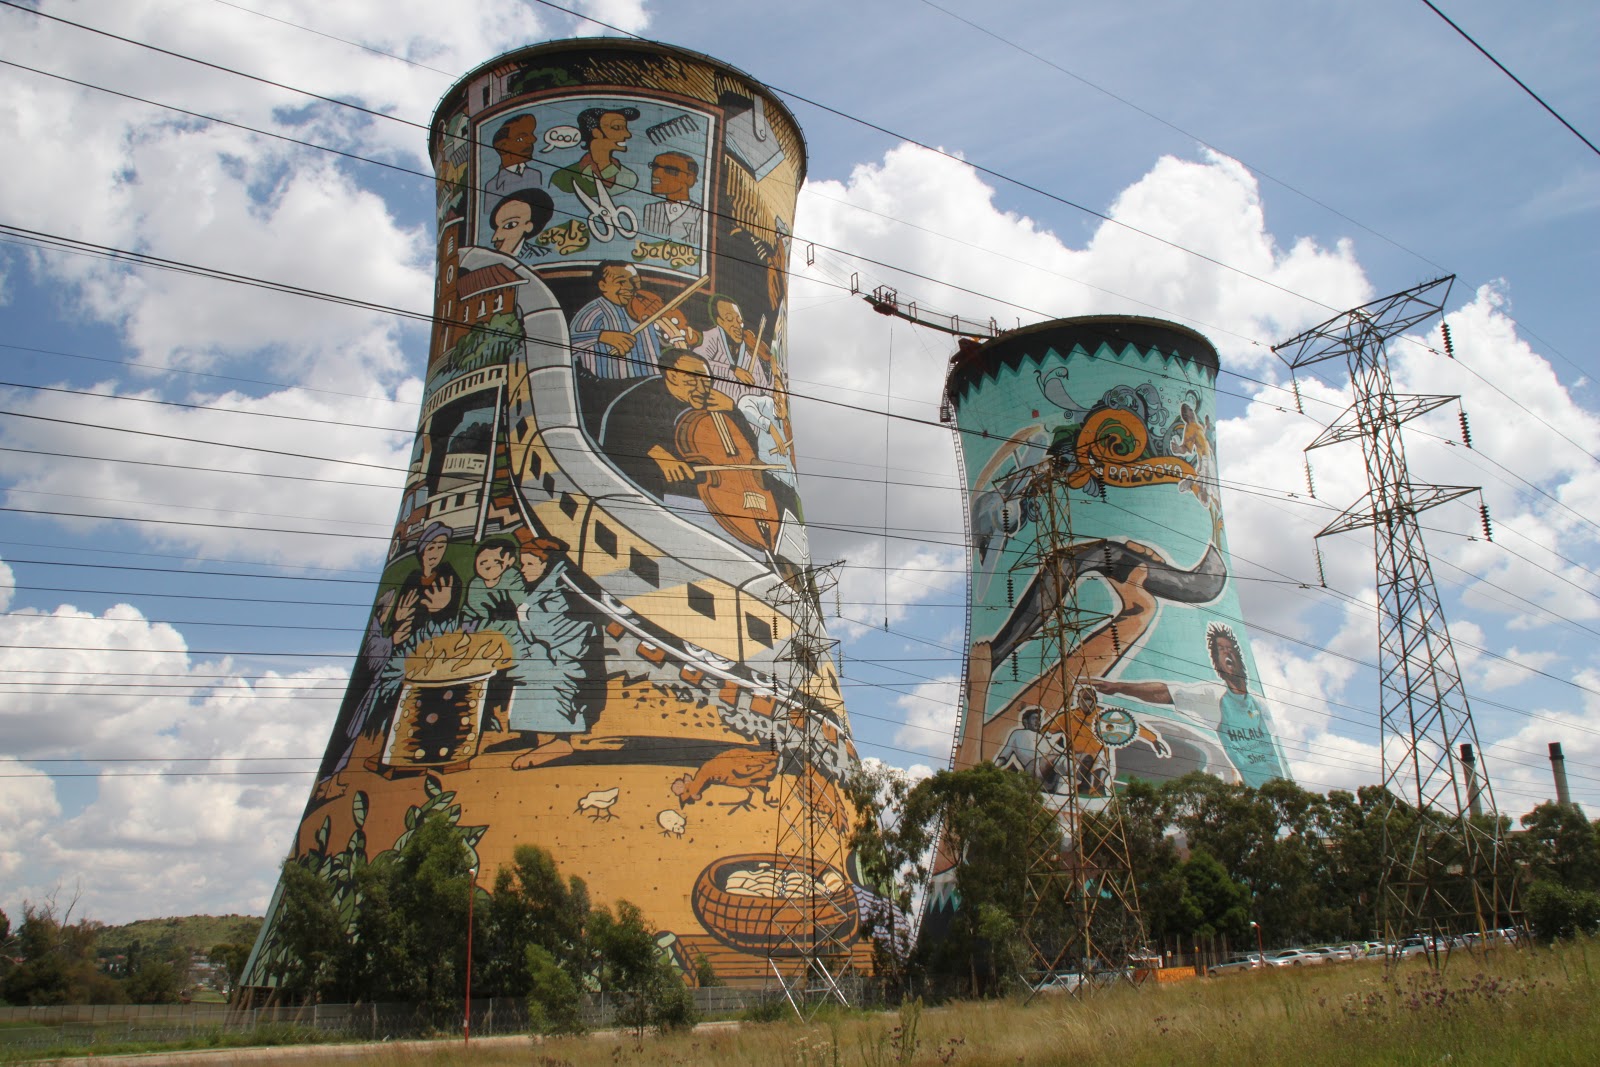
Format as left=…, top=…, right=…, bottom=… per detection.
left=430, top=37, right=808, bottom=183
left=944, top=314, right=1219, bottom=408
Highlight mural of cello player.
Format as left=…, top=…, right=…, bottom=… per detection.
left=598, top=348, right=782, bottom=554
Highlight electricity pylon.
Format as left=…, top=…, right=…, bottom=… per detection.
left=1005, top=458, right=1147, bottom=994
left=1276, top=276, right=1516, bottom=962
left=765, top=563, right=857, bottom=1013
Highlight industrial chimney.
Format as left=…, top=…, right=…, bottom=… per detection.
left=1551, top=741, right=1573, bottom=806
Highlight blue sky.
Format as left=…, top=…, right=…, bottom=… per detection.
left=0, top=0, right=1596, bottom=922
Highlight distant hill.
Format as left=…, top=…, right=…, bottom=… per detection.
left=95, top=914, right=262, bottom=958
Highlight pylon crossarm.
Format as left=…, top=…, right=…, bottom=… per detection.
left=1316, top=484, right=1479, bottom=538
left=1274, top=276, right=1455, bottom=371
left=1307, top=394, right=1460, bottom=452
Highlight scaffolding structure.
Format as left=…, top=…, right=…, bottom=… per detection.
left=1276, top=276, right=1517, bottom=959
left=764, top=562, right=858, bottom=1014
left=1004, top=458, right=1148, bottom=992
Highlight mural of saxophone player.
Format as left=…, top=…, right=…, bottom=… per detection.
left=1090, top=622, right=1288, bottom=788
left=953, top=535, right=1226, bottom=777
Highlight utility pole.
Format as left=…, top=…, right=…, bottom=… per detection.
left=1276, top=276, right=1516, bottom=962
left=765, top=562, right=858, bottom=1015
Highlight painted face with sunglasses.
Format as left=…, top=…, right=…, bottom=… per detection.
left=648, top=152, right=698, bottom=202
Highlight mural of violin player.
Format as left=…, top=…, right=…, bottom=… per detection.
left=244, top=41, right=867, bottom=996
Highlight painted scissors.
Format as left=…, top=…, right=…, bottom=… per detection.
left=573, top=179, right=638, bottom=242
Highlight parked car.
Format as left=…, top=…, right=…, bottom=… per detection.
left=1210, top=953, right=1265, bottom=974
left=1264, top=948, right=1325, bottom=967
left=1390, top=936, right=1440, bottom=960
left=1315, top=943, right=1361, bottom=962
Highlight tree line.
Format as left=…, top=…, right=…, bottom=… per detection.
left=6, top=764, right=1598, bottom=1012
left=849, top=764, right=1600, bottom=996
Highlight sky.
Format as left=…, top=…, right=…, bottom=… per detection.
left=0, top=0, right=1596, bottom=924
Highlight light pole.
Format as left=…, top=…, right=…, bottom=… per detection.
left=1250, top=920, right=1264, bottom=969
left=464, top=866, right=477, bottom=1047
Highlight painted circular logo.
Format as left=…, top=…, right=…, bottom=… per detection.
left=1094, top=707, right=1139, bottom=748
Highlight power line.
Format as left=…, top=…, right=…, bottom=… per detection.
left=915, top=0, right=1450, bottom=274
left=2, top=0, right=1361, bottom=336
left=1417, top=0, right=1599, bottom=158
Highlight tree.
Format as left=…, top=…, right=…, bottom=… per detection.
left=123, top=958, right=182, bottom=1005
left=479, top=844, right=590, bottom=998
left=889, top=763, right=1059, bottom=995
left=1117, top=778, right=1184, bottom=943
left=1523, top=881, right=1600, bottom=942
left=1520, top=803, right=1600, bottom=891
left=525, top=945, right=584, bottom=1036
left=1, top=902, right=124, bottom=1006
left=844, top=760, right=917, bottom=992
left=346, top=809, right=475, bottom=1024
left=586, top=901, right=695, bottom=1036
left=208, top=942, right=253, bottom=998
left=269, top=860, right=344, bottom=1003
left=1169, top=850, right=1251, bottom=941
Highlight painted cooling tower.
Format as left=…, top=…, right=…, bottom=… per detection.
left=242, top=39, right=864, bottom=988
left=945, top=317, right=1291, bottom=798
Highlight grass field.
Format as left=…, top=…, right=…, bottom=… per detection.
left=13, top=938, right=1600, bottom=1065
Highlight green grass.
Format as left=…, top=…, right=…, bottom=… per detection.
left=0, top=1024, right=335, bottom=1063
left=6, top=940, right=1598, bottom=1064
left=94, top=913, right=262, bottom=957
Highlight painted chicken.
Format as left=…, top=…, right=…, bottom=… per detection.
left=575, top=786, right=619, bottom=820
left=670, top=747, right=781, bottom=813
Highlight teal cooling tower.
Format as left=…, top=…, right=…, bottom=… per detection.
left=945, top=316, right=1292, bottom=796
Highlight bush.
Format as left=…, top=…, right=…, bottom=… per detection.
left=526, top=945, right=585, bottom=1036
left=1524, top=880, right=1600, bottom=941
left=740, top=995, right=790, bottom=1023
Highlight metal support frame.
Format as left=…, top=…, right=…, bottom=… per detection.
left=764, top=563, right=856, bottom=1014
left=1003, top=459, right=1147, bottom=995
left=1275, top=276, right=1517, bottom=961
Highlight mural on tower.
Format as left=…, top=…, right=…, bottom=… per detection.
left=928, top=318, right=1291, bottom=915
left=243, top=40, right=865, bottom=988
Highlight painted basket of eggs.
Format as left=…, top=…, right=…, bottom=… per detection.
left=691, top=852, right=859, bottom=955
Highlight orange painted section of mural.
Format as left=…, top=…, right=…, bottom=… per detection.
left=241, top=39, right=867, bottom=986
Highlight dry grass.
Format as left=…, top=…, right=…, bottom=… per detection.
left=62, top=939, right=1600, bottom=1067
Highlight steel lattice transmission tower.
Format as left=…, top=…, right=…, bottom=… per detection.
left=765, top=563, right=857, bottom=1013
left=1005, top=459, right=1147, bottom=993
left=1275, top=276, right=1516, bottom=954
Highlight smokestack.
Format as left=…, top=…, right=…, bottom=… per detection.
left=1551, top=742, right=1573, bottom=806
left=1459, top=743, right=1483, bottom=818
left=240, top=38, right=862, bottom=992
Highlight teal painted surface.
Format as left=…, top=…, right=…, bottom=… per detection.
left=949, top=320, right=1291, bottom=796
